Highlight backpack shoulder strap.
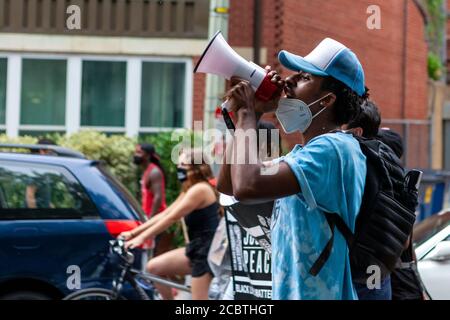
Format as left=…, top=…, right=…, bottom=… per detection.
left=309, top=212, right=354, bottom=276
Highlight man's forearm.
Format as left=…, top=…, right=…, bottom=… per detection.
left=150, top=195, right=162, bottom=217
left=217, top=137, right=235, bottom=195
left=230, top=110, right=264, bottom=199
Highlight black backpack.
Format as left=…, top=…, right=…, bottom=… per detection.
left=309, top=135, right=417, bottom=279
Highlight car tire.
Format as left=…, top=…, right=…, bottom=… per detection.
left=0, top=290, right=52, bottom=300
left=63, top=288, right=125, bottom=300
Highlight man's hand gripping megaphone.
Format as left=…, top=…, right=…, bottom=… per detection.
left=224, top=66, right=285, bottom=129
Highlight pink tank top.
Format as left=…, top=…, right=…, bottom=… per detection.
left=141, top=163, right=167, bottom=218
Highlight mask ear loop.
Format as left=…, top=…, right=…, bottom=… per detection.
left=311, top=104, right=328, bottom=120
left=306, top=92, right=333, bottom=108
left=310, top=92, right=333, bottom=119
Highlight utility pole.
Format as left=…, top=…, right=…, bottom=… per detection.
left=202, top=0, right=230, bottom=130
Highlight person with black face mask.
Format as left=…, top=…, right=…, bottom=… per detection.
left=120, top=149, right=221, bottom=300
left=132, top=143, right=167, bottom=219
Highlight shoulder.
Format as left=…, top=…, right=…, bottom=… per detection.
left=310, top=132, right=359, bottom=149
left=186, top=182, right=215, bottom=197
left=289, top=132, right=359, bottom=159
left=148, top=166, right=162, bottom=179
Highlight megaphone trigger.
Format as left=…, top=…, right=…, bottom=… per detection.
left=221, top=101, right=236, bottom=131
left=255, top=73, right=281, bottom=101
left=221, top=99, right=232, bottom=111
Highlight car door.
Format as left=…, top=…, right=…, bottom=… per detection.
left=417, top=226, right=450, bottom=300
left=0, top=160, right=113, bottom=293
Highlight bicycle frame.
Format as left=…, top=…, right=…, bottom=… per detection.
left=108, top=240, right=191, bottom=300
left=131, top=269, right=191, bottom=293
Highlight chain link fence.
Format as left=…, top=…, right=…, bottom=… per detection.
left=381, top=119, right=431, bottom=170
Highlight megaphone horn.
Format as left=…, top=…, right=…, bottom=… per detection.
left=194, top=31, right=278, bottom=102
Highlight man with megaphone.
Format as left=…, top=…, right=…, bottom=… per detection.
left=216, top=38, right=369, bottom=300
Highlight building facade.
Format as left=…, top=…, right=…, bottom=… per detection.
left=226, top=0, right=429, bottom=169
left=0, top=0, right=209, bottom=137
left=0, top=0, right=430, bottom=168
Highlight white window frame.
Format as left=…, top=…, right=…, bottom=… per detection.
left=5, top=54, right=21, bottom=137
left=79, top=126, right=125, bottom=133
left=18, top=54, right=68, bottom=132
left=0, top=54, right=7, bottom=131
left=79, top=56, right=129, bottom=131
left=1, top=53, right=193, bottom=137
left=139, top=56, right=193, bottom=134
left=19, top=125, right=66, bottom=132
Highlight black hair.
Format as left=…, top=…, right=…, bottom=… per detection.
left=346, top=100, right=381, bottom=139
left=320, top=76, right=369, bottom=126
left=31, top=138, right=57, bottom=154
left=377, top=129, right=404, bottom=158
left=139, top=143, right=166, bottom=179
left=37, top=138, right=56, bottom=145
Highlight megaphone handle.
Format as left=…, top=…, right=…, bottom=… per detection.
left=221, top=100, right=236, bottom=131
left=255, top=73, right=280, bottom=101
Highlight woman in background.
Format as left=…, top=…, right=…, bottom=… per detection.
left=120, top=149, right=220, bottom=300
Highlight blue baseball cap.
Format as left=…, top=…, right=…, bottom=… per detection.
left=278, top=38, right=366, bottom=96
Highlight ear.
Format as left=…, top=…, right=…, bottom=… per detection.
left=354, top=127, right=363, bottom=137
left=321, top=93, right=336, bottom=108
left=346, top=127, right=363, bottom=137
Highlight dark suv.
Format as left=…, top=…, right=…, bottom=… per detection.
left=0, top=144, right=147, bottom=299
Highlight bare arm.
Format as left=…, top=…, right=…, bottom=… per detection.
left=228, top=81, right=301, bottom=202
left=125, top=183, right=212, bottom=249
left=217, top=137, right=234, bottom=196
left=147, top=168, right=164, bottom=217
left=26, top=185, right=37, bottom=208
left=120, top=193, right=185, bottom=239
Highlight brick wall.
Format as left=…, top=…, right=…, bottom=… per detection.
left=192, top=56, right=206, bottom=123
left=192, top=0, right=429, bottom=164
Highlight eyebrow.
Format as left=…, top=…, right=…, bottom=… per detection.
left=296, top=71, right=311, bottom=77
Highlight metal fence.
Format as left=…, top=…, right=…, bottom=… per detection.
left=381, top=119, right=431, bottom=170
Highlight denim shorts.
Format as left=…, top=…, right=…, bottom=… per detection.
left=353, top=275, right=392, bottom=300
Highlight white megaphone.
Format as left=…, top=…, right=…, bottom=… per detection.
left=194, top=31, right=278, bottom=130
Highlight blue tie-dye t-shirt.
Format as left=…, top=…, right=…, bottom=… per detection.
left=271, top=132, right=366, bottom=300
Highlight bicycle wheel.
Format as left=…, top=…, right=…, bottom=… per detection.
left=63, top=288, right=125, bottom=300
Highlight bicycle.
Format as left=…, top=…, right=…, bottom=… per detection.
left=63, top=239, right=191, bottom=300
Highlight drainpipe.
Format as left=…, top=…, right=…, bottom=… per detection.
left=401, top=0, right=408, bottom=167
left=442, top=0, right=447, bottom=84
left=202, top=0, right=230, bottom=131
left=253, top=0, right=262, bottom=65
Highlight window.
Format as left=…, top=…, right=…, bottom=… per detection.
left=1, top=55, right=191, bottom=135
left=96, top=164, right=145, bottom=221
left=140, top=62, right=185, bottom=128
left=0, top=58, right=7, bottom=125
left=0, top=161, right=98, bottom=219
left=20, top=59, right=67, bottom=125
left=18, top=130, right=65, bottom=137
left=81, top=60, right=126, bottom=127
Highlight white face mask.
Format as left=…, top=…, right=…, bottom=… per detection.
left=275, top=93, right=332, bottom=134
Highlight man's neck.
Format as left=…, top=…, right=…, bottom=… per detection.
left=142, top=160, right=151, bottom=169
left=303, top=123, right=340, bottom=144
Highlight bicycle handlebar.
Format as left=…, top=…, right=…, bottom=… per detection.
left=109, top=239, right=135, bottom=265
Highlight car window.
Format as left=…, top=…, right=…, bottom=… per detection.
left=413, top=212, right=450, bottom=247
left=96, top=164, right=146, bottom=222
left=0, top=160, right=98, bottom=219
